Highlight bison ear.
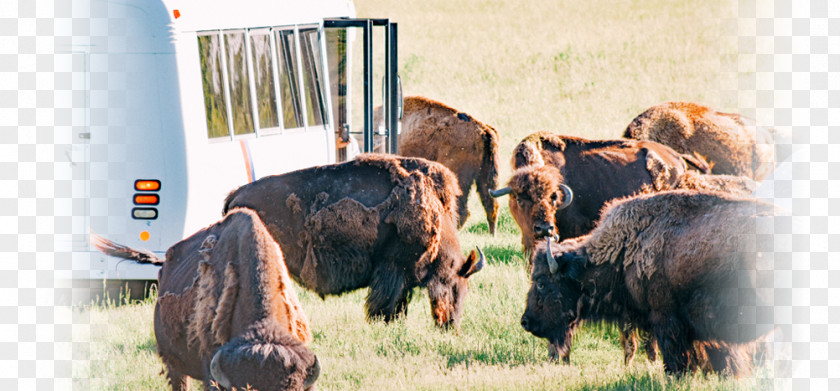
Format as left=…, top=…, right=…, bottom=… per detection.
left=458, top=247, right=485, bottom=278
left=559, top=253, right=584, bottom=280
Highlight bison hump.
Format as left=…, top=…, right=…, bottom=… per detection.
left=299, top=198, right=379, bottom=294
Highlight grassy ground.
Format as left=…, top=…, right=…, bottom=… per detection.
left=77, top=0, right=765, bottom=389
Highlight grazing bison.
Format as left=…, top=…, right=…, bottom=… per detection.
left=492, top=132, right=693, bottom=254
left=223, top=154, right=484, bottom=329
left=623, top=101, right=777, bottom=180
left=91, top=208, right=318, bottom=391
left=375, top=96, right=501, bottom=234
left=520, top=190, right=779, bottom=375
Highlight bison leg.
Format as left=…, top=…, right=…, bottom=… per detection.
left=455, top=182, right=472, bottom=229
left=619, top=324, right=638, bottom=366
left=641, top=330, right=658, bottom=362
left=164, top=367, right=190, bottom=391
left=475, top=177, right=499, bottom=235
left=365, top=265, right=407, bottom=323
left=651, top=313, right=692, bottom=376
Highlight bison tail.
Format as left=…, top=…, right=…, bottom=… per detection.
left=89, top=232, right=164, bottom=265
left=221, top=188, right=239, bottom=217
left=476, top=126, right=500, bottom=234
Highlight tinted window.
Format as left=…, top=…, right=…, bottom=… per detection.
left=197, top=33, right=230, bottom=138
left=275, top=29, right=303, bottom=129
left=250, top=31, right=279, bottom=130
left=224, top=31, right=254, bottom=135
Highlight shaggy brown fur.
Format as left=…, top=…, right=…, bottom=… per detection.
left=375, top=96, right=501, bottom=234
left=91, top=208, right=315, bottom=391
left=521, top=190, right=780, bottom=376
left=676, top=171, right=756, bottom=195
left=623, top=102, right=778, bottom=180
left=223, top=154, right=484, bottom=329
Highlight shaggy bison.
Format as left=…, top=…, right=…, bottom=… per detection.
left=520, top=190, right=778, bottom=375
left=375, top=96, right=501, bottom=234
left=623, top=101, right=777, bottom=180
left=223, top=154, right=484, bottom=329
left=92, top=208, right=318, bottom=391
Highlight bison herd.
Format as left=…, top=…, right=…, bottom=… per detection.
left=94, top=98, right=785, bottom=389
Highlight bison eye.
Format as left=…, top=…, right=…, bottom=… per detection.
left=536, top=282, right=545, bottom=291
left=550, top=193, right=558, bottom=201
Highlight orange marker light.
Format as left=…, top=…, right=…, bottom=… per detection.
left=135, top=180, right=161, bottom=191
left=134, top=194, right=160, bottom=205
left=140, top=231, right=150, bottom=241
left=173, top=9, right=181, bottom=19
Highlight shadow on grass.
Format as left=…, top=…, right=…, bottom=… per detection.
left=480, top=243, right=527, bottom=266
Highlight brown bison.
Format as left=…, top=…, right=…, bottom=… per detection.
left=520, top=190, right=779, bottom=375
left=492, top=132, right=695, bottom=253
left=375, top=96, right=501, bottom=234
left=92, top=208, right=319, bottom=391
left=223, top=154, right=484, bottom=329
left=623, top=101, right=778, bottom=180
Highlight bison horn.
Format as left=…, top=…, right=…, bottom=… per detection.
left=489, top=187, right=512, bottom=197
left=474, top=246, right=486, bottom=274
left=210, top=350, right=232, bottom=390
left=546, top=237, right=559, bottom=275
left=304, top=355, right=321, bottom=390
left=557, top=184, right=574, bottom=210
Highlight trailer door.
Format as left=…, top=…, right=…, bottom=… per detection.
left=324, top=19, right=400, bottom=161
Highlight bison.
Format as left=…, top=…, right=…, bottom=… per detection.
left=375, top=96, right=501, bottom=234
left=520, top=190, right=779, bottom=375
left=492, top=132, right=695, bottom=254
left=92, top=208, right=319, bottom=391
left=223, top=154, right=484, bottom=329
left=623, top=101, right=778, bottom=180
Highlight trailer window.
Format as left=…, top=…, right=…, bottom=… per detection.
left=299, top=28, right=326, bottom=126
left=275, top=29, right=304, bottom=129
left=197, top=33, right=230, bottom=138
left=224, top=31, right=255, bottom=135
left=249, top=31, right=279, bottom=130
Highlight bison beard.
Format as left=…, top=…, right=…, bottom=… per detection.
left=521, top=190, right=779, bottom=376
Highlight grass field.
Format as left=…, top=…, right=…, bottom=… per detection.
left=76, top=0, right=768, bottom=389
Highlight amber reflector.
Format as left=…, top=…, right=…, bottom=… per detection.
left=140, top=231, right=151, bottom=241
left=135, top=180, right=161, bottom=191
left=134, top=194, right=160, bottom=205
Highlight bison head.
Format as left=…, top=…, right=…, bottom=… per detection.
left=520, top=238, right=585, bottom=361
left=427, top=247, right=485, bottom=329
left=492, top=165, right=573, bottom=252
left=210, top=319, right=320, bottom=391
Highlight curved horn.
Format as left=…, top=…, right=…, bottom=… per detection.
left=557, top=184, right=574, bottom=210
left=489, top=187, right=512, bottom=198
left=473, top=246, right=486, bottom=274
left=304, top=355, right=321, bottom=390
left=546, top=238, right=559, bottom=275
left=210, top=350, right=232, bottom=390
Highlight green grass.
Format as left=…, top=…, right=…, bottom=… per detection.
left=78, top=0, right=764, bottom=389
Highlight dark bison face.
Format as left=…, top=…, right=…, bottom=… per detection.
left=521, top=239, right=585, bottom=359
left=494, top=165, right=573, bottom=250
left=427, top=248, right=485, bottom=329
left=210, top=319, right=319, bottom=391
